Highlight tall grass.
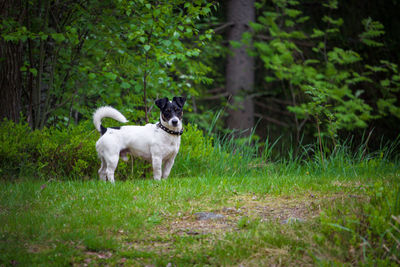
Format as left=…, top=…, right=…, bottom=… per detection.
left=183, top=119, right=400, bottom=180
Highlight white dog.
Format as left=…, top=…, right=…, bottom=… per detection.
left=93, top=97, right=186, bottom=182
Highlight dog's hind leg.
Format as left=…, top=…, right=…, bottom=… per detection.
left=98, top=157, right=107, bottom=181
left=105, top=155, right=119, bottom=183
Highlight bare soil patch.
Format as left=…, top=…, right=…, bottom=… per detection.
left=122, top=192, right=360, bottom=263
left=156, top=193, right=339, bottom=237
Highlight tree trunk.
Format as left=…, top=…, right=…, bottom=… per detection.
left=0, top=0, right=23, bottom=123
left=225, top=0, right=255, bottom=134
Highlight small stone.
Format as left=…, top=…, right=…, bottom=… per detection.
left=194, top=212, right=225, bottom=220
left=186, top=230, right=200, bottom=235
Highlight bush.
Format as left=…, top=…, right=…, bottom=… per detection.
left=0, top=119, right=41, bottom=177
left=0, top=120, right=217, bottom=180
left=0, top=119, right=99, bottom=179
left=175, top=123, right=215, bottom=176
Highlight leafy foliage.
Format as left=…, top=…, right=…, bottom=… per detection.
left=250, top=0, right=400, bottom=145
left=0, top=0, right=215, bottom=128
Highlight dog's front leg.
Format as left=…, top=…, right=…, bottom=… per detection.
left=152, top=156, right=162, bottom=180
left=162, top=156, right=176, bottom=179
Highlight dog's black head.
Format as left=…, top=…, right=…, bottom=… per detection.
left=155, top=97, right=186, bottom=128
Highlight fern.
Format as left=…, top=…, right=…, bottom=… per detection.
left=359, top=17, right=385, bottom=47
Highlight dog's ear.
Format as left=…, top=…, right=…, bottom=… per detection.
left=173, top=96, right=186, bottom=108
left=155, top=97, right=169, bottom=110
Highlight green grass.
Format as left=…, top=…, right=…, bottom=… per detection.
left=1, top=120, right=399, bottom=265
left=1, top=161, right=399, bottom=266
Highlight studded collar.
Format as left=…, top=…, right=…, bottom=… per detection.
left=156, top=121, right=184, bottom=135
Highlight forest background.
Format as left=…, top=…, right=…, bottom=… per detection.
left=1, top=0, right=400, bottom=165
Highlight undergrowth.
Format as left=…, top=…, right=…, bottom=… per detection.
left=0, top=119, right=398, bottom=181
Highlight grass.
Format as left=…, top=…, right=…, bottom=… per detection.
left=1, top=119, right=399, bottom=265
left=1, top=162, right=399, bottom=266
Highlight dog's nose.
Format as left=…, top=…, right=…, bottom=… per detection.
left=172, top=119, right=178, bottom=126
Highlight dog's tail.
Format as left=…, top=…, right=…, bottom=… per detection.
left=93, top=106, right=128, bottom=132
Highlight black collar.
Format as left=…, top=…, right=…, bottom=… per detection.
left=157, top=122, right=184, bottom=135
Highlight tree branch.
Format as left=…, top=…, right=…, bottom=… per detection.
left=256, top=34, right=314, bottom=47
left=255, top=100, right=292, bottom=116
left=44, top=90, right=78, bottom=117
left=268, top=97, right=293, bottom=106
left=255, top=113, right=289, bottom=127
left=213, top=22, right=235, bottom=33
left=199, top=92, right=229, bottom=100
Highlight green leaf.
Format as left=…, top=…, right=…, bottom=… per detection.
left=284, top=8, right=302, bottom=18
left=134, top=84, right=141, bottom=92
left=230, top=40, right=242, bottom=49
left=105, top=72, right=117, bottom=81
left=285, top=19, right=295, bottom=27
left=139, top=37, right=146, bottom=43
left=144, top=45, right=151, bottom=52
left=380, top=79, right=390, bottom=87
left=322, top=16, right=343, bottom=26
left=249, top=22, right=264, bottom=32
left=153, top=8, right=160, bottom=17
left=185, top=28, right=193, bottom=37
left=360, top=17, right=385, bottom=47
left=51, top=33, right=65, bottom=43
left=311, top=29, right=325, bottom=38
left=162, top=40, right=171, bottom=46
left=322, top=0, right=338, bottom=9
left=296, top=16, right=309, bottom=23
left=120, top=82, right=130, bottom=89
left=40, top=33, right=48, bottom=40
left=29, top=68, right=38, bottom=77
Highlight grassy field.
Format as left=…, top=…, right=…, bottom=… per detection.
left=1, top=121, right=399, bottom=266
left=1, top=161, right=399, bottom=266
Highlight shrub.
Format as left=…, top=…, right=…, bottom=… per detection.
left=0, top=119, right=99, bottom=179
left=0, top=119, right=41, bottom=177
left=0, top=120, right=218, bottom=180
left=174, top=123, right=215, bottom=176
